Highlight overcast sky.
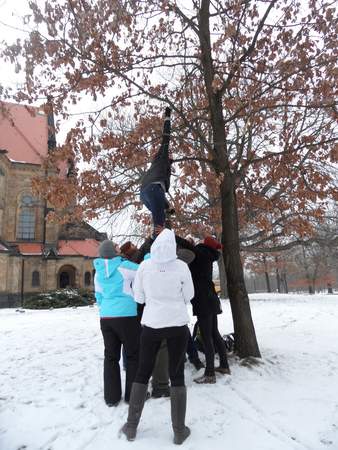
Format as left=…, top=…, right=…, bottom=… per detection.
left=0, top=0, right=139, bottom=239
left=0, top=0, right=30, bottom=89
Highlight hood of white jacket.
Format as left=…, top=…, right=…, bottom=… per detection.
left=150, top=229, right=177, bottom=264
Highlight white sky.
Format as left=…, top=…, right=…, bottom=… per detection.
left=0, top=0, right=141, bottom=239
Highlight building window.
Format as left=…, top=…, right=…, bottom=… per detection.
left=17, top=194, right=36, bottom=240
left=84, top=271, right=91, bottom=286
left=32, top=271, right=40, bottom=287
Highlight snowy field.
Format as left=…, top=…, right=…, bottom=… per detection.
left=1, top=293, right=338, bottom=450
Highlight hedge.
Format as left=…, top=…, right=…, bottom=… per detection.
left=23, top=288, right=95, bottom=309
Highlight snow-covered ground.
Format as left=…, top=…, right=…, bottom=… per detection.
left=1, top=293, right=337, bottom=450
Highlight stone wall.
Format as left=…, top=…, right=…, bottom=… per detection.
left=0, top=253, right=9, bottom=293
left=0, top=254, right=22, bottom=308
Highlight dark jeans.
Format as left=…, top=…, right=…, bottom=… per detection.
left=135, top=325, right=189, bottom=387
left=186, top=330, right=199, bottom=362
left=100, top=317, right=141, bottom=404
left=140, top=183, right=167, bottom=228
left=198, top=315, right=229, bottom=376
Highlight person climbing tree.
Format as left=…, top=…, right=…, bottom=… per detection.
left=140, top=107, right=174, bottom=236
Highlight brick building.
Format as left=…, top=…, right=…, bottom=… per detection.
left=0, top=102, right=106, bottom=307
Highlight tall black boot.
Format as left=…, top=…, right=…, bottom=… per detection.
left=120, top=383, right=148, bottom=441
left=170, top=386, right=191, bottom=445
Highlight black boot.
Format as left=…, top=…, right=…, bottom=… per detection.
left=120, top=383, right=148, bottom=441
left=170, top=386, right=191, bottom=445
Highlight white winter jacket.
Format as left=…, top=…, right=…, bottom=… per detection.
left=133, top=229, right=194, bottom=329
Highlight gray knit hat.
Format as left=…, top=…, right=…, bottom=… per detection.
left=99, top=240, right=117, bottom=259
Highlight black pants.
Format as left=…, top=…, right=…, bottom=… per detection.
left=135, top=325, right=189, bottom=387
left=100, top=317, right=141, bottom=404
left=197, top=314, right=229, bottom=376
left=186, top=330, right=199, bottom=362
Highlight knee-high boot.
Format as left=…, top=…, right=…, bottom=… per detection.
left=170, top=386, right=191, bottom=445
left=120, top=383, right=148, bottom=441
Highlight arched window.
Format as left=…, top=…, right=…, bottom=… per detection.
left=84, top=271, right=91, bottom=286
left=17, top=194, right=36, bottom=240
left=32, top=270, right=40, bottom=287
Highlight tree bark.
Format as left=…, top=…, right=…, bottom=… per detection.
left=221, top=181, right=261, bottom=357
left=217, top=253, right=228, bottom=298
left=198, top=0, right=260, bottom=358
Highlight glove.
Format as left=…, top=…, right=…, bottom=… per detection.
left=165, top=107, right=171, bottom=117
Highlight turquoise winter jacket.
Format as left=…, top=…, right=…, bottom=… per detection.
left=93, top=256, right=139, bottom=318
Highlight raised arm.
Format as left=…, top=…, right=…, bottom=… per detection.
left=175, top=234, right=196, bottom=252
left=153, top=107, right=171, bottom=161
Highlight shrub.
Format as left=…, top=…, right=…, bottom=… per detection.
left=24, top=288, right=95, bottom=309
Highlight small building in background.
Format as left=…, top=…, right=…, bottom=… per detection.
left=0, top=102, right=106, bottom=307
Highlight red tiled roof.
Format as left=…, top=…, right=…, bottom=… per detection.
left=0, top=102, right=48, bottom=165
left=15, top=240, right=100, bottom=257
left=58, top=239, right=100, bottom=257
left=17, top=243, right=43, bottom=255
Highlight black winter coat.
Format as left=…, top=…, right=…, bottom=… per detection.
left=175, top=236, right=222, bottom=317
left=140, top=116, right=172, bottom=192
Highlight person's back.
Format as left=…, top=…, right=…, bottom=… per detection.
left=190, top=243, right=218, bottom=289
left=176, top=235, right=221, bottom=317
left=134, top=230, right=192, bottom=328
left=94, top=254, right=138, bottom=318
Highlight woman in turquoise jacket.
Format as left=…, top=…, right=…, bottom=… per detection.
left=94, top=240, right=141, bottom=407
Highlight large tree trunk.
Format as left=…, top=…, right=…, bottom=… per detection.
left=221, top=181, right=261, bottom=358
left=198, top=0, right=260, bottom=358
